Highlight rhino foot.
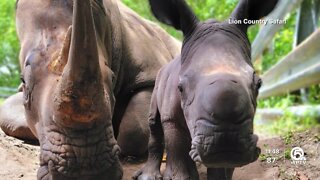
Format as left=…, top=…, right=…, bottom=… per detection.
left=162, top=165, right=198, bottom=180
left=163, top=175, right=193, bottom=180
left=132, top=167, right=162, bottom=180
left=0, top=92, right=37, bottom=141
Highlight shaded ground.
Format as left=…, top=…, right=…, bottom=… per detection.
left=0, top=128, right=319, bottom=180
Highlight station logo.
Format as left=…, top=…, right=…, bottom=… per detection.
left=290, top=147, right=306, bottom=165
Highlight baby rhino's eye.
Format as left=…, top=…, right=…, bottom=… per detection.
left=178, top=83, right=184, bottom=92
left=256, top=78, right=262, bottom=89
left=253, top=73, right=262, bottom=90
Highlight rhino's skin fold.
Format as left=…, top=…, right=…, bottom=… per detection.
left=0, top=0, right=181, bottom=179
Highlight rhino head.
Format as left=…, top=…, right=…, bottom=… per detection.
left=150, top=0, right=278, bottom=168
left=17, top=0, right=122, bottom=179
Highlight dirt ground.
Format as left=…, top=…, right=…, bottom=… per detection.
left=0, top=128, right=319, bottom=180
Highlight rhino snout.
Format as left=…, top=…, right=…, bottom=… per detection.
left=190, top=119, right=260, bottom=168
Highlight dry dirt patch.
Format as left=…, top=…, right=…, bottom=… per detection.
left=0, top=128, right=319, bottom=180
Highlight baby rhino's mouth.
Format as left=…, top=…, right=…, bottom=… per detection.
left=189, top=119, right=260, bottom=168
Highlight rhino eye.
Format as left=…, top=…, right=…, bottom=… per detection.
left=20, top=74, right=25, bottom=84
left=257, top=78, right=262, bottom=89
left=178, top=83, right=184, bottom=92
left=253, top=72, right=262, bottom=90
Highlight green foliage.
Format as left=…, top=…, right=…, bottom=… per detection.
left=0, top=0, right=20, bottom=88
left=258, top=153, right=271, bottom=162
left=256, top=111, right=319, bottom=136
left=122, top=0, right=239, bottom=40
left=283, top=149, right=291, bottom=160
left=283, top=131, right=294, bottom=145
left=308, top=84, right=320, bottom=104
left=122, top=0, right=182, bottom=39
left=259, top=13, right=297, bottom=72
left=0, top=98, right=4, bottom=105
left=122, top=0, right=154, bottom=20
left=123, top=0, right=238, bottom=22
left=185, top=0, right=238, bottom=21
left=258, top=94, right=297, bottom=109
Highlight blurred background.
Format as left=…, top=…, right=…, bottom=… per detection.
left=0, top=0, right=319, bottom=136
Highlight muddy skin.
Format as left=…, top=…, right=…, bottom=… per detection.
left=134, top=0, right=278, bottom=180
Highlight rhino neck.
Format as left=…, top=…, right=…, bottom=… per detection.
left=37, top=121, right=121, bottom=179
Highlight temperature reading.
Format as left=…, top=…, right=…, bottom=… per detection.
left=266, top=157, right=276, bottom=164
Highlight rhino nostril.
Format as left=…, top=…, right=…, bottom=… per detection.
left=209, top=81, right=217, bottom=85
left=231, top=80, right=238, bottom=84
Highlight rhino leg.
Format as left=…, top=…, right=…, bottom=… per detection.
left=207, top=168, right=234, bottom=180
left=162, top=122, right=199, bottom=180
left=133, top=86, right=164, bottom=180
left=117, top=88, right=152, bottom=157
left=0, top=92, right=37, bottom=141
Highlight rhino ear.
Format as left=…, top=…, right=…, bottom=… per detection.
left=149, top=0, right=199, bottom=36
left=231, top=0, right=279, bottom=30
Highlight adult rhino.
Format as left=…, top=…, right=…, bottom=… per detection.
left=134, top=0, right=278, bottom=180
left=0, top=0, right=180, bottom=179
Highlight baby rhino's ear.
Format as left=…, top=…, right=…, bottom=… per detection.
left=149, top=0, right=199, bottom=36
left=231, top=0, right=279, bottom=30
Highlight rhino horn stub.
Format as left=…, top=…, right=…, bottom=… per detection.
left=49, top=26, right=72, bottom=75
left=54, top=0, right=105, bottom=123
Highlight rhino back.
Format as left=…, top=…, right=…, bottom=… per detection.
left=113, top=1, right=181, bottom=95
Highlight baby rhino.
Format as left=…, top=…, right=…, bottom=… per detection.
left=134, top=0, right=278, bottom=179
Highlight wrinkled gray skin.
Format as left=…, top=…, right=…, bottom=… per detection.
left=134, top=0, right=278, bottom=180
left=0, top=0, right=180, bottom=179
